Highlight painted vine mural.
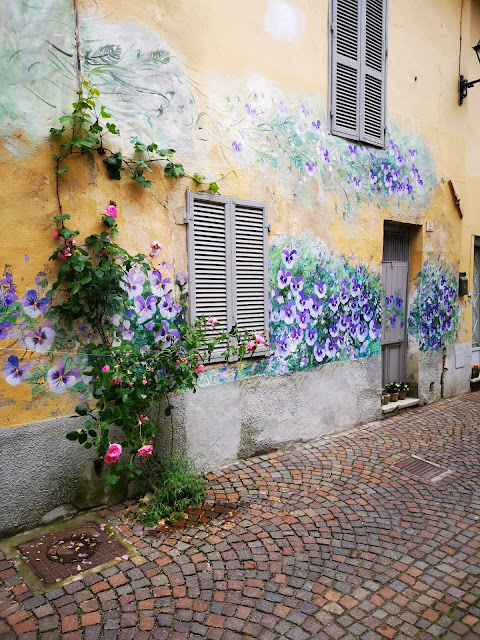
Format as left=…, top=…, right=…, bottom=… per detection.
left=208, top=93, right=436, bottom=218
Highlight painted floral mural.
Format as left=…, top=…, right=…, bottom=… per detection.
left=197, top=236, right=382, bottom=387
left=0, top=257, right=183, bottom=398
left=1, top=237, right=383, bottom=397
left=408, top=257, right=460, bottom=351
left=208, top=93, right=436, bottom=217
left=0, top=242, right=464, bottom=399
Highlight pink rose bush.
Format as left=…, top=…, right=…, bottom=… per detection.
left=104, top=443, right=122, bottom=464
left=44, top=200, right=268, bottom=487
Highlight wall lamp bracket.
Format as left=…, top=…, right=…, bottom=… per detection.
left=459, top=40, right=480, bottom=105
left=459, top=75, right=480, bottom=105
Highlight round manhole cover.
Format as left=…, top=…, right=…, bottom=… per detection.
left=46, top=533, right=98, bottom=563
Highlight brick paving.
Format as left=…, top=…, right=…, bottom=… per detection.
left=1, top=392, right=480, bottom=639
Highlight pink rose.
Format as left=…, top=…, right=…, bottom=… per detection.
left=139, top=416, right=149, bottom=424
left=102, top=365, right=110, bottom=373
left=129, top=382, right=134, bottom=387
left=68, top=238, right=76, bottom=246
left=138, top=445, right=153, bottom=457
left=142, top=378, right=147, bottom=385
left=110, top=376, right=121, bottom=385
left=53, top=230, right=59, bottom=239
left=59, top=247, right=72, bottom=261
left=246, top=341, right=256, bottom=351
left=207, top=317, right=219, bottom=327
left=254, top=333, right=265, bottom=345
left=195, top=364, right=205, bottom=374
left=104, top=443, right=122, bottom=464
left=105, top=204, right=118, bottom=220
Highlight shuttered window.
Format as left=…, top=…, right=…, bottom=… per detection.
left=186, top=191, right=269, bottom=362
left=329, top=0, right=387, bottom=147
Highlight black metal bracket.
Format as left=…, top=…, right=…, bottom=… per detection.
left=459, top=74, right=480, bottom=105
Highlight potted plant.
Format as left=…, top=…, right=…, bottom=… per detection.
left=382, top=390, right=391, bottom=405
left=472, top=364, right=480, bottom=380
left=385, top=382, right=399, bottom=402
left=398, top=382, right=409, bottom=400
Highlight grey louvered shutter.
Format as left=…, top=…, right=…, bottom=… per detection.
left=232, top=199, right=269, bottom=357
left=187, top=191, right=234, bottom=362
left=330, top=0, right=361, bottom=140
left=360, top=0, right=387, bottom=146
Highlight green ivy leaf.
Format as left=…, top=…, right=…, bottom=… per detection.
left=50, top=127, right=65, bottom=136
left=75, top=405, right=88, bottom=416
left=105, top=474, right=121, bottom=485
left=56, top=167, right=69, bottom=174
left=164, top=162, right=185, bottom=179
left=192, top=173, right=205, bottom=184
left=100, top=105, right=112, bottom=118
left=209, top=182, right=219, bottom=193
left=131, top=169, right=151, bottom=188
left=103, top=153, right=124, bottom=180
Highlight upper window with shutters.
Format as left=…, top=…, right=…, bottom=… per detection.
left=329, top=0, right=387, bottom=148
left=186, top=191, right=269, bottom=363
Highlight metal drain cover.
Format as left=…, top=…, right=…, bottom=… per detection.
left=18, top=522, right=128, bottom=586
left=47, top=532, right=97, bottom=564
left=392, top=455, right=451, bottom=481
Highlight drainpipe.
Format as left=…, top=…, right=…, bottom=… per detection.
left=441, top=346, right=447, bottom=398
left=72, top=0, right=82, bottom=92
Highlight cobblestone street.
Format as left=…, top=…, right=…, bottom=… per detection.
left=1, top=392, right=480, bottom=640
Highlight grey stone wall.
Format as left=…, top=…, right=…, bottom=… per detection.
left=0, top=416, right=124, bottom=538
left=157, top=356, right=383, bottom=470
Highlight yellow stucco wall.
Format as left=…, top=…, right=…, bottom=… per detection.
left=1, top=0, right=478, bottom=427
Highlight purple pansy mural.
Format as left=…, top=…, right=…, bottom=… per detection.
left=0, top=256, right=183, bottom=399
left=408, top=257, right=460, bottom=350
left=23, top=322, right=55, bottom=354
left=3, top=356, right=34, bottom=386
left=22, top=289, right=50, bottom=318
left=47, top=360, right=82, bottom=394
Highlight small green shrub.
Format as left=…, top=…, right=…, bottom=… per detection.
left=134, top=455, right=207, bottom=525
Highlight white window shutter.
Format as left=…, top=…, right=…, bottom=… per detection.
left=232, top=199, right=269, bottom=357
left=187, top=191, right=235, bottom=362
left=330, top=0, right=361, bottom=140
left=360, top=0, right=387, bottom=146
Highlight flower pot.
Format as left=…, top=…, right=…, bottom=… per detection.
left=398, top=391, right=407, bottom=400
left=390, top=392, right=399, bottom=402
left=382, top=393, right=391, bottom=405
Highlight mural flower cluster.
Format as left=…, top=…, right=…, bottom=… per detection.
left=269, top=240, right=382, bottom=373
left=197, top=237, right=382, bottom=387
left=209, top=94, right=435, bottom=215
left=408, top=257, right=460, bottom=350
left=0, top=256, right=182, bottom=397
